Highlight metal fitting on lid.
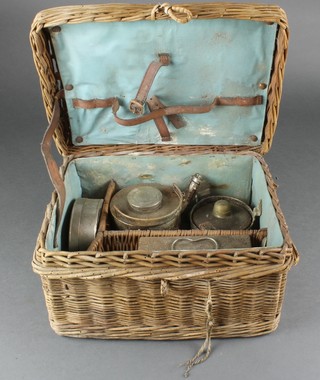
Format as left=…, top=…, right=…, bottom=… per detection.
left=212, top=199, right=232, bottom=218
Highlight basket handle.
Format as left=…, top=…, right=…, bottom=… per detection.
left=41, top=93, right=66, bottom=234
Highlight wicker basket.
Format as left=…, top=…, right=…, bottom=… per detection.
left=30, top=3, right=298, bottom=375
left=33, top=154, right=297, bottom=339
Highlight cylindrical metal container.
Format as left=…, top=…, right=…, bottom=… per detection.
left=190, top=195, right=261, bottom=230
left=110, top=183, right=183, bottom=230
left=68, top=198, right=103, bottom=251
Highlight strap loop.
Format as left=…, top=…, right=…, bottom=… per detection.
left=151, top=3, right=193, bottom=24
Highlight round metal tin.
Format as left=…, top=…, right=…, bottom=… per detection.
left=190, top=195, right=255, bottom=230
left=110, top=184, right=183, bottom=230
left=68, top=198, right=103, bottom=251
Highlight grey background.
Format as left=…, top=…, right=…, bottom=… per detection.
left=0, top=0, right=319, bottom=379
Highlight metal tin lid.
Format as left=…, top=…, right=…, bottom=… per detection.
left=190, top=196, right=254, bottom=230
left=127, top=186, right=163, bottom=212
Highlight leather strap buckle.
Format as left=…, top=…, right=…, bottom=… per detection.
left=129, top=53, right=171, bottom=115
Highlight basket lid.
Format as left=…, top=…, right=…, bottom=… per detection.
left=31, top=3, right=289, bottom=154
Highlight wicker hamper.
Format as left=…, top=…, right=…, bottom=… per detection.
left=30, top=2, right=299, bottom=375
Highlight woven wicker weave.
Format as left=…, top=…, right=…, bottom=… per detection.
left=31, top=4, right=298, bottom=371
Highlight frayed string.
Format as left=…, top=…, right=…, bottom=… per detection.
left=182, top=281, right=214, bottom=377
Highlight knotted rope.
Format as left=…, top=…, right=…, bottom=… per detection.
left=182, top=281, right=214, bottom=377
left=151, top=3, right=193, bottom=24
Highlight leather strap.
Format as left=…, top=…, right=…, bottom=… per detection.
left=73, top=97, right=116, bottom=109
left=129, top=53, right=170, bottom=115
left=147, top=97, right=171, bottom=141
left=41, top=92, right=66, bottom=244
left=148, top=96, right=186, bottom=129
left=113, top=96, right=263, bottom=127
left=70, top=94, right=263, bottom=130
left=98, top=179, right=117, bottom=232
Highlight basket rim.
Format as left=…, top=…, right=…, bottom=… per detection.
left=31, top=3, right=288, bottom=29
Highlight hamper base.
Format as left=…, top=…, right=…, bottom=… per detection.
left=51, top=319, right=281, bottom=340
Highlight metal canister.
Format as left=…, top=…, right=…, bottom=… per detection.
left=68, top=198, right=103, bottom=251
left=190, top=196, right=261, bottom=230
left=110, top=183, right=183, bottom=230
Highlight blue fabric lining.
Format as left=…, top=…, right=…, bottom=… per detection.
left=50, top=19, right=277, bottom=146
left=45, top=154, right=283, bottom=250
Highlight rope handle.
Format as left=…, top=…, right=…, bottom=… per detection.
left=151, top=3, right=194, bottom=24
